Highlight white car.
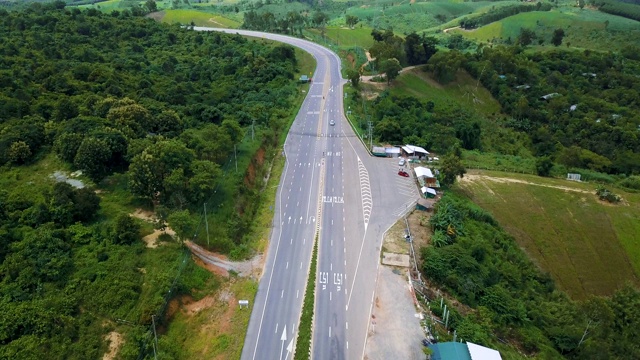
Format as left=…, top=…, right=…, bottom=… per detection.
left=398, top=158, right=406, bottom=166
left=329, top=120, right=335, bottom=126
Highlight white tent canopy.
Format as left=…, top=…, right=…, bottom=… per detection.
left=467, top=342, right=502, bottom=360
left=402, top=144, right=429, bottom=156
left=421, top=187, right=436, bottom=195
left=415, top=167, right=434, bottom=178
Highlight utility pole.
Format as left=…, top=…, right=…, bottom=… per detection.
left=234, top=144, right=238, bottom=173
left=368, top=119, right=373, bottom=151
left=204, top=203, right=210, bottom=247
left=152, top=315, right=158, bottom=360
left=251, top=119, right=255, bottom=141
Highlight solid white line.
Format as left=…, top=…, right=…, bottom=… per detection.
left=345, top=229, right=369, bottom=310
left=251, top=140, right=291, bottom=360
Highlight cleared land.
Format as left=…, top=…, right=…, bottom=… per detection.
left=160, top=9, right=240, bottom=27
left=455, top=170, right=640, bottom=300
left=390, top=68, right=502, bottom=116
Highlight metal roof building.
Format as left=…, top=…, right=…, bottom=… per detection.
left=402, top=144, right=429, bottom=159
left=414, top=167, right=434, bottom=178
left=428, top=342, right=502, bottom=360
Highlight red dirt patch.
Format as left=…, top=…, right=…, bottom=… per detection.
left=193, top=255, right=230, bottom=277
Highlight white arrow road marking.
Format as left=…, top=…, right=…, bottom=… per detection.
left=285, top=339, right=294, bottom=360
left=280, top=326, right=287, bottom=360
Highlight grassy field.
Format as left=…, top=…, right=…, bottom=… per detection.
left=160, top=9, right=240, bottom=27
left=312, top=26, right=376, bottom=50
left=455, top=170, right=640, bottom=300
left=390, top=68, right=502, bottom=117
left=449, top=7, right=640, bottom=51
left=346, top=0, right=521, bottom=35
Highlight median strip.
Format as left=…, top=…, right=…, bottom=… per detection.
left=294, top=234, right=318, bottom=360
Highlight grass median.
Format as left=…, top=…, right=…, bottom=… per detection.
left=294, top=234, right=318, bottom=360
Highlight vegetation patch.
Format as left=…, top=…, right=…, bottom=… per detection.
left=420, top=191, right=640, bottom=358
left=294, top=235, right=318, bottom=360
left=455, top=171, right=640, bottom=299
left=162, top=9, right=240, bottom=27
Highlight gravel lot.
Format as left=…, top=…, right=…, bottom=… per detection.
left=364, top=265, right=426, bottom=360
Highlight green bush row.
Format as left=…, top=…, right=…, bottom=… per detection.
left=294, top=235, right=318, bottom=360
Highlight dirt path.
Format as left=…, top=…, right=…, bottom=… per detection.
left=360, top=65, right=421, bottom=83
left=102, top=332, right=123, bottom=360
left=442, top=26, right=460, bottom=33
left=186, top=241, right=263, bottom=278
left=459, top=174, right=593, bottom=194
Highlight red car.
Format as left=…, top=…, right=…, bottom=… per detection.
left=398, top=170, right=410, bottom=177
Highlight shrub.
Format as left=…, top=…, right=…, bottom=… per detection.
left=595, top=186, right=621, bottom=203
left=617, top=176, right=640, bottom=191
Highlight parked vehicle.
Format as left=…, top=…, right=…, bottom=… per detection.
left=398, top=158, right=406, bottom=166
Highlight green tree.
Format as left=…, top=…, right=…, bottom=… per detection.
left=7, top=141, right=31, bottom=164
left=188, top=160, right=220, bottom=203
left=167, top=209, right=197, bottom=242
left=345, top=15, right=358, bottom=28
left=128, top=140, right=195, bottom=202
left=380, top=58, right=402, bottom=85
left=536, top=156, right=554, bottom=177
left=517, top=28, right=536, bottom=46
left=74, top=137, right=112, bottom=182
left=112, top=214, right=140, bottom=245
left=145, top=0, right=157, bottom=12
left=440, top=152, right=466, bottom=186
left=552, top=28, right=565, bottom=46
left=346, top=69, right=361, bottom=88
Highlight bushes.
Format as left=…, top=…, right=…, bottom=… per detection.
left=294, top=236, right=318, bottom=360
left=616, top=175, right=640, bottom=191
left=596, top=185, right=621, bottom=203
left=460, top=3, right=553, bottom=29
left=597, top=0, right=640, bottom=22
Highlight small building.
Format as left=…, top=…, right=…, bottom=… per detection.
left=428, top=342, right=502, bottom=360
left=421, top=186, right=437, bottom=198
left=401, top=144, right=429, bottom=160
left=415, top=166, right=438, bottom=188
left=372, top=146, right=387, bottom=157
left=540, top=93, right=561, bottom=101
left=385, top=146, right=401, bottom=158
left=569, top=104, right=577, bottom=111
left=515, top=84, right=531, bottom=90
left=416, top=198, right=431, bottom=211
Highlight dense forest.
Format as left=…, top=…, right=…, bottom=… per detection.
left=423, top=193, right=640, bottom=359
left=356, top=28, right=640, bottom=177
left=0, top=2, right=301, bottom=358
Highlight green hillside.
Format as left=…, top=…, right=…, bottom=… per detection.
left=456, top=171, right=640, bottom=299
left=450, top=8, right=640, bottom=51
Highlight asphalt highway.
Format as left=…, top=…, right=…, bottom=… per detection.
left=194, top=28, right=420, bottom=360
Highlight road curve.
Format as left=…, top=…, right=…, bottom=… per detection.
left=193, top=27, right=421, bottom=360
